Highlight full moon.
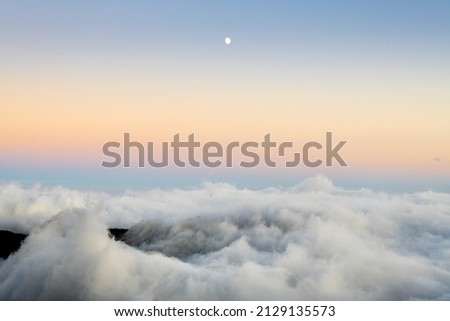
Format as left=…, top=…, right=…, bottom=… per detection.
left=224, top=37, right=231, bottom=45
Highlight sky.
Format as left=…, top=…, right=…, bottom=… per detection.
left=1, top=0, right=449, bottom=191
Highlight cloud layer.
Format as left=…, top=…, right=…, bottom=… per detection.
left=1, top=176, right=450, bottom=300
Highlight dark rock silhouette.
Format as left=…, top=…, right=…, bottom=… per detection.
left=108, top=228, right=128, bottom=241
left=0, top=230, right=27, bottom=259
left=0, top=228, right=129, bottom=259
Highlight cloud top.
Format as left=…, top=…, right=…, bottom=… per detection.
left=1, top=176, right=450, bottom=300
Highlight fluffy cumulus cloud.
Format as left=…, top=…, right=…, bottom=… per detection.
left=1, top=176, right=450, bottom=300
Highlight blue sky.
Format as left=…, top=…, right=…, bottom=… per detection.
left=1, top=1, right=449, bottom=191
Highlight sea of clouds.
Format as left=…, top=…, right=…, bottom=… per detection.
left=0, top=176, right=450, bottom=300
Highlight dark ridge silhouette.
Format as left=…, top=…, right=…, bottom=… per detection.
left=0, top=230, right=27, bottom=259
left=0, top=228, right=129, bottom=260
left=108, top=228, right=128, bottom=241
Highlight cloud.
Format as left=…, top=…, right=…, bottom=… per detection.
left=1, top=176, right=450, bottom=300
left=433, top=157, right=442, bottom=162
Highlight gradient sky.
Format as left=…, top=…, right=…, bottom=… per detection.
left=1, top=0, right=449, bottom=191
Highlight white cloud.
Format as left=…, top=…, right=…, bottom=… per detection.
left=1, top=176, right=450, bottom=300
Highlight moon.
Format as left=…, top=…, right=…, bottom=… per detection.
left=224, top=37, right=231, bottom=45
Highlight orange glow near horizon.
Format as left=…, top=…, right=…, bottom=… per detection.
left=1, top=47, right=450, bottom=175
